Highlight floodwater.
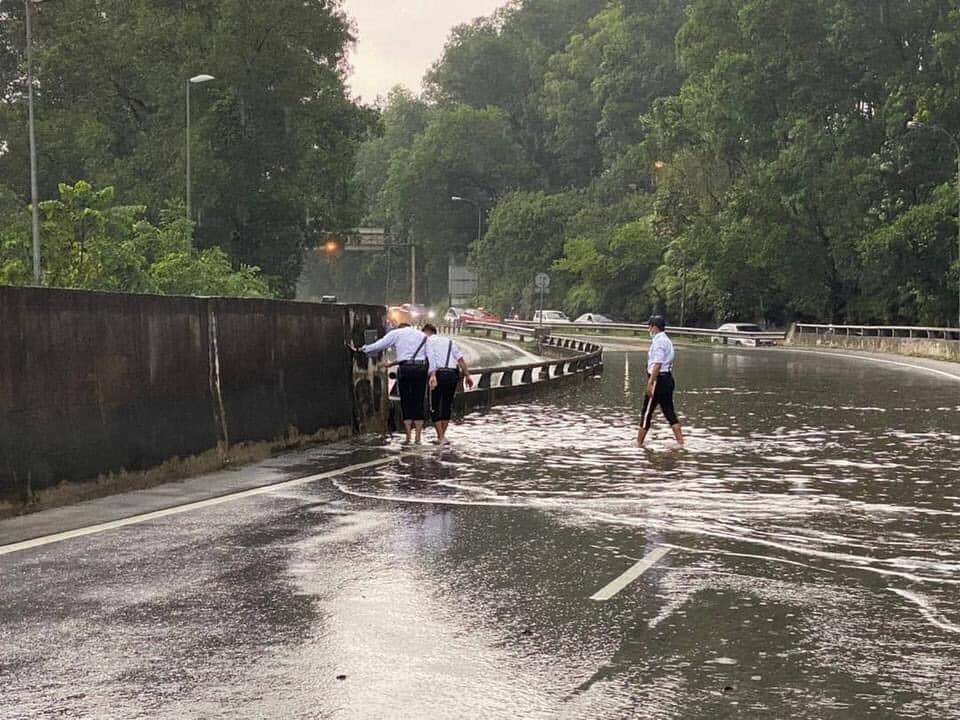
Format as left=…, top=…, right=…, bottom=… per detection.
left=336, top=348, right=960, bottom=717
left=2, top=347, right=959, bottom=719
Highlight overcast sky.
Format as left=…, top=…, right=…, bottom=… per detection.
left=343, top=0, right=510, bottom=103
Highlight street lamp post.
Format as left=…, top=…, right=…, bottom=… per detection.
left=185, top=73, right=215, bottom=221
left=451, top=195, right=483, bottom=305
left=907, top=120, right=960, bottom=329
left=451, top=195, right=482, bottom=246
left=25, top=0, right=46, bottom=284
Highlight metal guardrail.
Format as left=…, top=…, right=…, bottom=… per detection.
left=484, top=319, right=785, bottom=342
left=795, top=323, right=960, bottom=342
left=388, top=325, right=603, bottom=400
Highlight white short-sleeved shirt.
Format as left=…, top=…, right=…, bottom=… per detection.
left=426, top=335, right=464, bottom=374
left=647, top=332, right=675, bottom=373
left=361, top=326, right=428, bottom=362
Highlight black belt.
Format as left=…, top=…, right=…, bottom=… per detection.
left=647, top=371, right=672, bottom=376
left=398, top=359, right=427, bottom=366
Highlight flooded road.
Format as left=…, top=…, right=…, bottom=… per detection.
left=2, top=347, right=959, bottom=719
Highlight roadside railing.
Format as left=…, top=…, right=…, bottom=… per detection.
left=387, top=329, right=603, bottom=404
left=794, top=323, right=960, bottom=342
left=485, top=319, right=786, bottom=343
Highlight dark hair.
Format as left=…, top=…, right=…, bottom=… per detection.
left=422, top=323, right=438, bottom=334
left=647, top=315, right=666, bottom=330
left=397, top=322, right=411, bottom=328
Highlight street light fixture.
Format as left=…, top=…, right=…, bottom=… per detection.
left=451, top=195, right=483, bottom=246
left=186, top=73, right=215, bottom=222
left=907, top=120, right=960, bottom=329
left=25, top=0, right=49, bottom=285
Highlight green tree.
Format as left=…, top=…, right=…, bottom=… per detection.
left=0, top=180, right=272, bottom=297
left=0, top=0, right=373, bottom=296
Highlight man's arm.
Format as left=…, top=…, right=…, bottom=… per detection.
left=458, top=357, right=475, bottom=389
left=647, top=362, right=661, bottom=395
left=360, top=329, right=398, bottom=355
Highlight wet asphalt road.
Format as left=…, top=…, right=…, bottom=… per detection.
left=1, top=347, right=959, bottom=719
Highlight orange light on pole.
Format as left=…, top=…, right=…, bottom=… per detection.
left=324, top=239, right=339, bottom=255
left=654, top=160, right=667, bottom=171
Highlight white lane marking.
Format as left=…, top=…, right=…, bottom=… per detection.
left=0, top=456, right=397, bottom=556
left=890, top=588, right=960, bottom=635
left=590, top=546, right=671, bottom=601
left=780, top=348, right=960, bottom=383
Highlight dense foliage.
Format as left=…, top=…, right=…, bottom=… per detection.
left=0, top=0, right=374, bottom=297
left=1, top=181, right=273, bottom=297
left=356, top=0, right=960, bottom=326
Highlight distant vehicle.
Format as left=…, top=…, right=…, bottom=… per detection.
left=462, top=308, right=501, bottom=323
left=574, top=312, right=613, bottom=324
left=387, top=305, right=412, bottom=327
left=319, top=295, right=338, bottom=304
left=711, top=322, right=776, bottom=347
left=533, top=310, right=571, bottom=324
left=401, top=303, right=436, bottom=322
left=444, top=307, right=465, bottom=322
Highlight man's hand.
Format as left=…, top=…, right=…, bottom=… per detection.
left=346, top=342, right=359, bottom=353
left=428, top=374, right=438, bottom=390
left=464, top=375, right=475, bottom=390
left=646, top=380, right=656, bottom=396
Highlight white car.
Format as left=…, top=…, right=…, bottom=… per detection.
left=533, top=310, right=571, bottom=324
left=444, top=307, right=465, bottom=322
left=712, top=322, right=776, bottom=347
left=574, top=313, right=613, bottom=324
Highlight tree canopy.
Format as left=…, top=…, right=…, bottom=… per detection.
left=352, top=0, right=960, bottom=326
left=0, top=0, right=374, bottom=297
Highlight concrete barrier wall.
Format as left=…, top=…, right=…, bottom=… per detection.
left=0, top=287, right=386, bottom=501
left=789, top=328, right=960, bottom=361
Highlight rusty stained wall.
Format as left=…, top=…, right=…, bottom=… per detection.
left=0, top=287, right=386, bottom=501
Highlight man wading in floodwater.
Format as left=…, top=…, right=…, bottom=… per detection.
left=422, top=323, right=474, bottom=445
left=355, top=322, right=429, bottom=444
left=637, top=315, right=685, bottom=447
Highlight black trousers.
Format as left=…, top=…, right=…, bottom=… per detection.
left=641, top=373, right=678, bottom=429
left=431, top=369, right=460, bottom=423
left=398, top=363, right=428, bottom=422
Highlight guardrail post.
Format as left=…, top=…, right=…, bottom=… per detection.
left=521, top=368, right=533, bottom=384
left=478, top=372, right=491, bottom=389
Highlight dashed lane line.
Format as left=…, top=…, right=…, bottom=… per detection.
left=0, top=456, right=397, bottom=557
left=590, top=547, right=672, bottom=601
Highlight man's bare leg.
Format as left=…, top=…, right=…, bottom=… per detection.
left=671, top=424, right=685, bottom=446
left=636, top=426, right=649, bottom=446
left=414, top=421, right=424, bottom=444
left=403, top=420, right=413, bottom=444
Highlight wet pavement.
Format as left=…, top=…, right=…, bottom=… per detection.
left=1, top=347, right=959, bottom=719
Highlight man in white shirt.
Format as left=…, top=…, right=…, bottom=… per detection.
left=423, top=324, right=474, bottom=444
left=357, top=322, right=429, bottom=443
left=637, top=315, right=685, bottom=447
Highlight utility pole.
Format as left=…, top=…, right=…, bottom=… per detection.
left=26, top=0, right=41, bottom=284
left=410, top=243, right=416, bottom=305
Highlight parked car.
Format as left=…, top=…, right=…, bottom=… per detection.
left=533, top=310, right=572, bottom=324
left=711, top=322, right=776, bottom=347
left=574, top=312, right=613, bottom=324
